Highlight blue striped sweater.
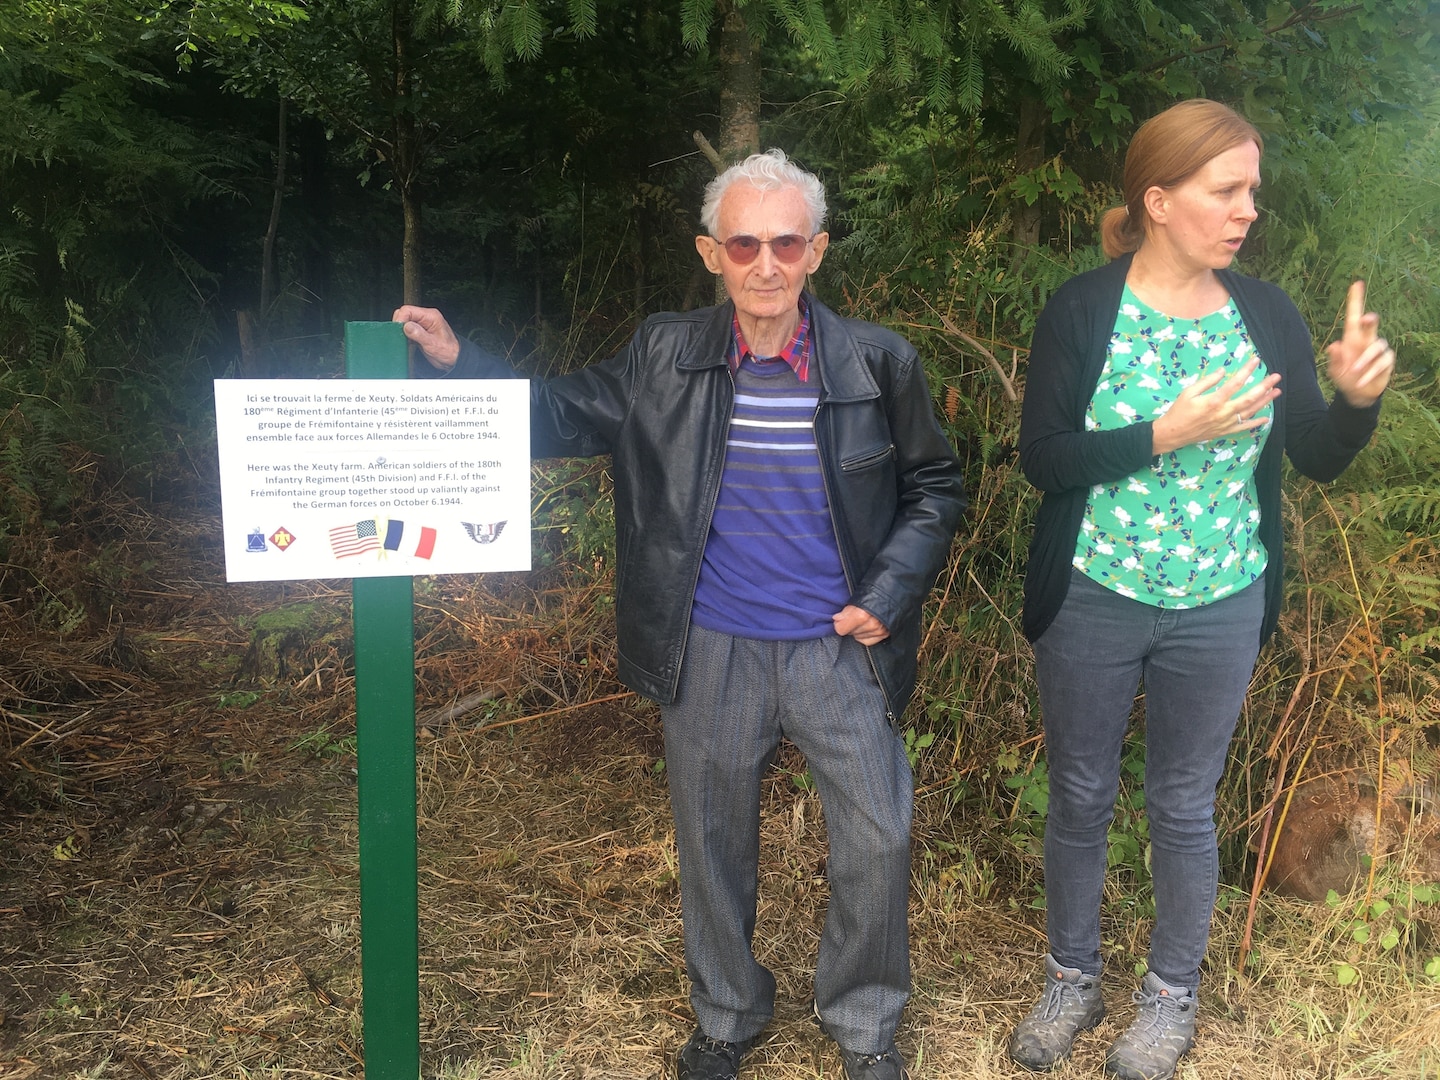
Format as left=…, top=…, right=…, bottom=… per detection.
left=690, top=355, right=848, bottom=639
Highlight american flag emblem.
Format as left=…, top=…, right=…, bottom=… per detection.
left=329, top=519, right=381, bottom=558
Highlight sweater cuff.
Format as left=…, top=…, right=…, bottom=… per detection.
left=1329, top=392, right=1382, bottom=448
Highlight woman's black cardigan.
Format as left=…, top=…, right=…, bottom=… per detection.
left=1018, top=253, right=1382, bottom=645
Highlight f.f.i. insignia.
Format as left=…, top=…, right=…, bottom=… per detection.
left=462, top=521, right=507, bottom=544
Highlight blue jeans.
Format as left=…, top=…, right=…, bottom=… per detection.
left=661, top=623, right=913, bottom=1054
left=1033, top=570, right=1264, bottom=991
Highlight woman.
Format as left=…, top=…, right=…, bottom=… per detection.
left=1008, top=99, right=1394, bottom=1080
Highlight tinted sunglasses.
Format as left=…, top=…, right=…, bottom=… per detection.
left=718, top=233, right=814, bottom=265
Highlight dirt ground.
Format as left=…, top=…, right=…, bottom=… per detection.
left=1, top=507, right=1437, bottom=1079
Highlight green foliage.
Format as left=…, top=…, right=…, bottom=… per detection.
left=903, top=727, right=935, bottom=772
left=289, top=723, right=358, bottom=758
left=1003, top=756, right=1049, bottom=856
left=42, top=990, right=82, bottom=1022
left=217, top=689, right=262, bottom=708
left=0, top=401, right=73, bottom=536
left=1258, top=103, right=1440, bottom=353
left=530, top=457, right=615, bottom=579
left=677, top=0, right=1094, bottom=113
left=1327, top=876, right=1440, bottom=986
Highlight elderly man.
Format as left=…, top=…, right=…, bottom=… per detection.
left=394, top=149, right=964, bottom=1080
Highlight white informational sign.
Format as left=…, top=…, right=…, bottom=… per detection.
left=214, top=379, right=531, bottom=582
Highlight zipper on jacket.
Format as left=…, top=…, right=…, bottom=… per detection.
left=670, top=368, right=735, bottom=700
left=840, top=443, right=896, bottom=472
left=814, top=401, right=900, bottom=730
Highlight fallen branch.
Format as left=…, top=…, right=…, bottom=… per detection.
left=475, top=691, right=637, bottom=734
left=418, top=688, right=501, bottom=728
left=938, top=314, right=1019, bottom=402
left=692, top=130, right=726, bottom=175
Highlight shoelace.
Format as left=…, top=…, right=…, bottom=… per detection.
left=856, top=1049, right=902, bottom=1066
left=1127, top=989, right=1192, bottom=1043
left=1035, top=974, right=1086, bottom=1021
left=694, top=1036, right=741, bottom=1058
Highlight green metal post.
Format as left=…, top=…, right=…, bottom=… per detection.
left=346, top=321, right=420, bottom=1078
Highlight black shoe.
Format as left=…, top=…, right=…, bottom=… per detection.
left=814, top=1008, right=909, bottom=1080
left=675, top=1028, right=754, bottom=1080
left=833, top=1044, right=908, bottom=1080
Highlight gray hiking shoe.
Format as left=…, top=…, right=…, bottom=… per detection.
left=1007, top=953, right=1106, bottom=1071
left=1103, top=972, right=1197, bottom=1080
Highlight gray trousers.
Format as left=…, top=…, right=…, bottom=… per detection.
left=1035, top=570, right=1265, bottom=990
left=661, top=623, right=913, bottom=1054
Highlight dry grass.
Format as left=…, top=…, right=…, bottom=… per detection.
left=2, top=502, right=1438, bottom=1079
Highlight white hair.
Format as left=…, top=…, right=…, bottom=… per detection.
left=699, top=148, right=828, bottom=236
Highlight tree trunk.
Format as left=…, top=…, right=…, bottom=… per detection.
left=401, top=185, right=422, bottom=309
left=392, top=0, right=421, bottom=373
left=236, top=308, right=264, bottom=378
left=260, top=98, right=288, bottom=321
left=704, top=1, right=761, bottom=304
left=297, top=115, right=333, bottom=340
left=716, top=0, right=759, bottom=165
left=1009, top=91, right=1048, bottom=269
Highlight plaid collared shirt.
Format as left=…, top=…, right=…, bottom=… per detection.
left=726, top=296, right=813, bottom=383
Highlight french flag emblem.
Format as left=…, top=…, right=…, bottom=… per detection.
left=382, top=519, right=437, bottom=559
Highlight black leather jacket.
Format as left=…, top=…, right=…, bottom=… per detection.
left=451, top=294, right=966, bottom=719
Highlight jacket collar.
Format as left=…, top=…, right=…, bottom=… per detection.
left=675, top=293, right=880, bottom=402
left=676, top=302, right=736, bottom=371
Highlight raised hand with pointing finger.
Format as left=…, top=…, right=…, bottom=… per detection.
left=1326, top=280, right=1395, bottom=408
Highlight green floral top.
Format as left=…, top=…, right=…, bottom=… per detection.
left=1074, top=286, right=1273, bottom=606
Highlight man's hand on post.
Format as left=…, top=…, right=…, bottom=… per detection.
left=392, top=306, right=461, bottom=371
left=833, top=604, right=890, bottom=646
